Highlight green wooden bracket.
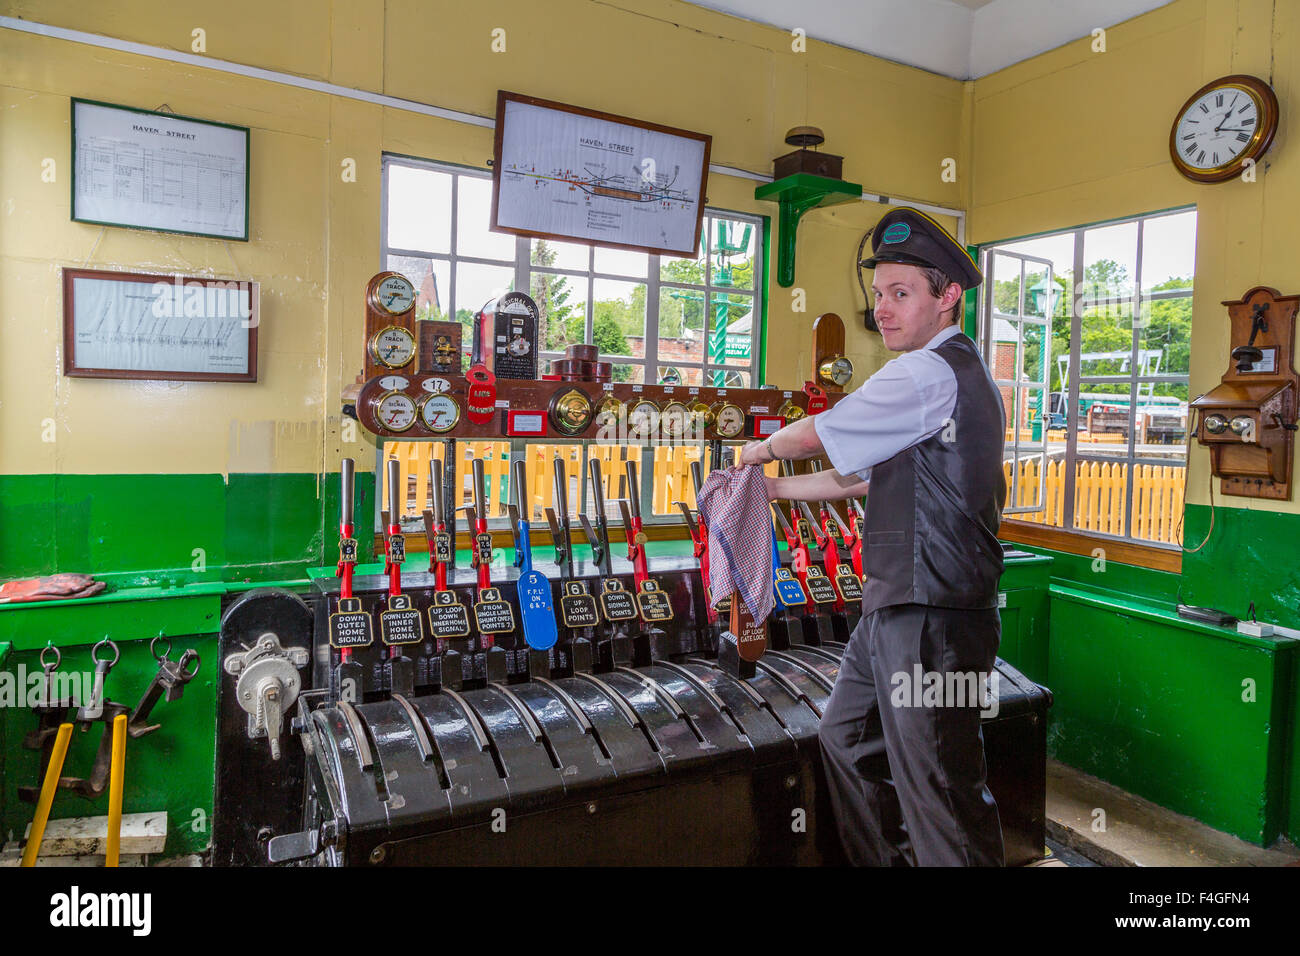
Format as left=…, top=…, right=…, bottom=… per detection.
left=754, top=173, right=863, bottom=287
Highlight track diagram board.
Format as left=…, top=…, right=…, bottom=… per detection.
left=492, top=92, right=711, bottom=258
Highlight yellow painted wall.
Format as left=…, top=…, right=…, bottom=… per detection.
left=0, top=0, right=966, bottom=480
left=967, top=0, right=1299, bottom=513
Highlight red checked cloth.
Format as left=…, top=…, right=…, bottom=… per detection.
left=696, top=465, right=774, bottom=621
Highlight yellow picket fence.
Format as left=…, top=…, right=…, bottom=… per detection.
left=1003, top=456, right=1185, bottom=544
left=382, top=440, right=780, bottom=527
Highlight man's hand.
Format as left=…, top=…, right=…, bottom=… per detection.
left=740, top=440, right=770, bottom=467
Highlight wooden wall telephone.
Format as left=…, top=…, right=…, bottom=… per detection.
left=1190, top=286, right=1299, bottom=500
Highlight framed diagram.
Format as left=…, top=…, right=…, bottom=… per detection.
left=491, top=91, right=711, bottom=258
left=62, top=268, right=258, bottom=382
left=71, top=98, right=250, bottom=241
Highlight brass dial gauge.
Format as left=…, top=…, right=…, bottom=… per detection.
left=369, top=273, right=416, bottom=315
left=777, top=399, right=806, bottom=422
left=550, top=387, right=594, bottom=437
left=818, top=355, right=854, bottom=388
left=629, top=399, right=660, bottom=437
left=595, top=395, right=625, bottom=430
left=375, top=390, right=417, bottom=432
left=369, top=325, right=417, bottom=369
left=691, top=401, right=715, bottom=429
left=714, top=402, right=745, bottom=438
left=661, top=401, right=690, bottom=438
left=419, top=394, right=461, bottom=433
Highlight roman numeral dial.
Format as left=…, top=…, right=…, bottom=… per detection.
left=1170, top=75, right=1278, bottom=184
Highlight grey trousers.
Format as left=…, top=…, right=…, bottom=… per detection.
left=818, top=603, right=1004, bottom=866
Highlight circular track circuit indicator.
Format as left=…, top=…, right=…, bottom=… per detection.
left=420, top=394, right=461, bottom=433
left=375, top=390, right=417, bottom=432
left=369, top=325, right=416, bottom=369
left=370, top=273, right=416, bottom=315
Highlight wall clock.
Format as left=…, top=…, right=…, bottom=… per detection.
left=1170, top=74, right=1278, bottom=184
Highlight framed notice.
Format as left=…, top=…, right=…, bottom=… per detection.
left=62, top=268, right=258, bottom=382
left=71, top=98, right=250, bottom=241
left=491, top=91, right=711, bottom=258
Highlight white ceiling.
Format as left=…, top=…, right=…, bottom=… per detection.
left=681, top=0, right=1176, bottom=79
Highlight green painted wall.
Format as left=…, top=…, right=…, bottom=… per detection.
left=1181, top=504, right=1300, bottom=625
left=0, top=472, right=376, bottom=586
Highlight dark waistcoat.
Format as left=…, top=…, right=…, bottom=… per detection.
left=862, top=332, right=1006, bottom=614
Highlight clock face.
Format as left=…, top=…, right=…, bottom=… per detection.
left=1170, top=76, right=1278, bottom=183
left=1175, top=86, right=1259, bottom=172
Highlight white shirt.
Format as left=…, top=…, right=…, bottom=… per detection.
left=813, top=324, right=962, bottom=481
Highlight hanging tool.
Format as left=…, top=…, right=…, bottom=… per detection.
left=513, top=458, right=558, bottom=651
left=20, top=721, right=73, bottom=867
left=77, top=636, right=119, bottom=722
left=19, top=646, right=74, bottom=804
left=127, top=635, right=201, bottom=738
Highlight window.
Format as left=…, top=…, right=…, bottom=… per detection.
left=379, top=154, right=765, bottom=530
left=979, top=208, right=1195, bottom=551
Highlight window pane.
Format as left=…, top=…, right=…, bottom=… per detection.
left=708, top=292, right=755, bottom=367
left=660, top=239, right=707, bottom=284
left=456, top=261, right=515, bottom=319
left=456, top=175, right=516, bottom=260
left=657, top=365, right=703, bottom=385
left=531, top=271, right=589, bottom=351
left=1129, top=462, right=1186, bottom=546
left=387, top=164, right=451, bottom=254
left=1078, top=299, right=1135, bottom=378
left=1139, top=400, right=1189, bottom=453
left=592, top=279, right=646, bottom=358
left=710, top=217, right=756, bottom=290
left=657, top=288, right=707, bottom=364
left=1072, top=458, right=1129, bottom=536
left=594, top=246, right=647, bottom=278
left=521, top=444, right=584, bottom=520
left=1082, top=221, right=1138, bottom=308
left=990, top=254, right=1025, bottom=316
left=708, top=369, right=749, bottom=388
left=650, top=443, right=705, bottom=516
left=1002, top=451, right=1065, bottom=527
left=1139, top=295, right=1191, bottom=379
left=665, top=286, right=707, bottom=353
left=1140, top=210, right=1197, bottom=288
left=1020, top=322, right=1047, bottom=383
left=1015, top=385, right=1047, bottom=446
left=611, top=363, right=645, bottom=384
left=386, top=255, right=450, bottom=321
left=531, top=237, right=589, bottom=271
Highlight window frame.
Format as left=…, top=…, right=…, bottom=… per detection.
left=977, top=206, right=1195, bottom=562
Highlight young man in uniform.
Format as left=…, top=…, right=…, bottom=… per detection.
left=739, top=207, right=1007, bottom=866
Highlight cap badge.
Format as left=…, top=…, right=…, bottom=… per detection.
left=881, top=222, right=911, bottom=244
